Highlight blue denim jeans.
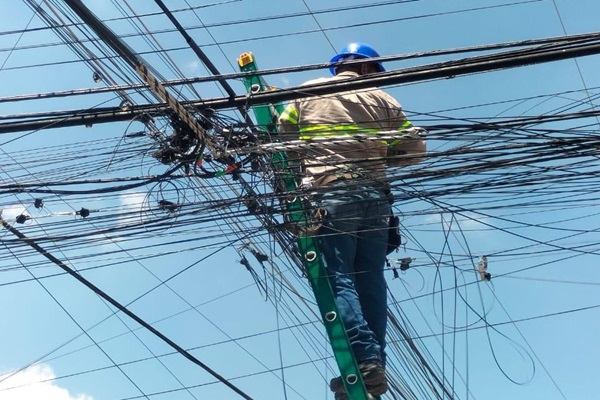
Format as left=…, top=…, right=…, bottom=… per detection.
left=315, top=181, right=391, bottom=363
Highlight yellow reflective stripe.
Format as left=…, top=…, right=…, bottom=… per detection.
left=398, top=120, right=413, bottom=130
left=388, top=121, right=415, bottom=145
left=300, top=125, right=378, bottom=133
left=298, top=123, right=416, bottom=140
left=299, top=125, right=379, bottom=140
left=280, top=106, right=298, bottom=124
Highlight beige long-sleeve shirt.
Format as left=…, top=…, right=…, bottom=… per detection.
left=278, top=71, right=422, bottom=186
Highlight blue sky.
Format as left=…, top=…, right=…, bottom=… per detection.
left=1, top=1, right=600, bottom=400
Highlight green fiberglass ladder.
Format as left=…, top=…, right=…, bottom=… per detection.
left=238, top=52, right=376, bottom=400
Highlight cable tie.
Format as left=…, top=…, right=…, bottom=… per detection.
left=478, top=255, right=491, bottom=281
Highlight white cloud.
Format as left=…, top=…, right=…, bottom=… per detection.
left=423, top=212, right=489, bottom=230
left=119, top=191, right=149, bottom=211
left=186, top=60, right=200, bottom=74
left=0, top=364, right=94, bottom=400
left=0, top=205, right=27, bottom=222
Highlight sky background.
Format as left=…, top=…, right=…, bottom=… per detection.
left=1, top=1, right=600, bottom=400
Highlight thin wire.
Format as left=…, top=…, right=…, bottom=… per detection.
left=0, top=218, right=254, bottom=400
left=0, top=7, right=36, bottom=70
left=0, top=241, right=152, bottom=400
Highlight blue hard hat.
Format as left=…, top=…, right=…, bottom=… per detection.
left=329, top=42, right=385, bottom=75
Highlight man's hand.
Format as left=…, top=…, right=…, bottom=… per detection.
left=387, top=128, right=427, bottom=167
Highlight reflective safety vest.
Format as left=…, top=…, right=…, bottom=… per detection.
left=278, top=71, right=417, bottom=185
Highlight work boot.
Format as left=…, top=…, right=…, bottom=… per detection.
left=329, top=360, right=388, bottom=397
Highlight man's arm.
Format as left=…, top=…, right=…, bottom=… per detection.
left=387, top=128, right=427, bottom=166
left=385, top=102, right=427, bottom=167
left=278, top=103, right=299, bottom=133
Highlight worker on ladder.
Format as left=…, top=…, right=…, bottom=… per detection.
left=278, top=43, right=426, bottom=399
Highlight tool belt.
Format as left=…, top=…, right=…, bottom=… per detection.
left=387, top=215, right=401, bottom=255
left=289, top=169, right=401, bottom=251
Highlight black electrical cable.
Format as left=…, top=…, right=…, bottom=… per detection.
left=4, top=31, right=599, bottom=105
left=4, top=32, right=600, bottom=134
left=0, top=0, right=411, bottom=38
left=153, top=0, right=254, bottom=126
left=0, top=217, right=254, bottom=400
